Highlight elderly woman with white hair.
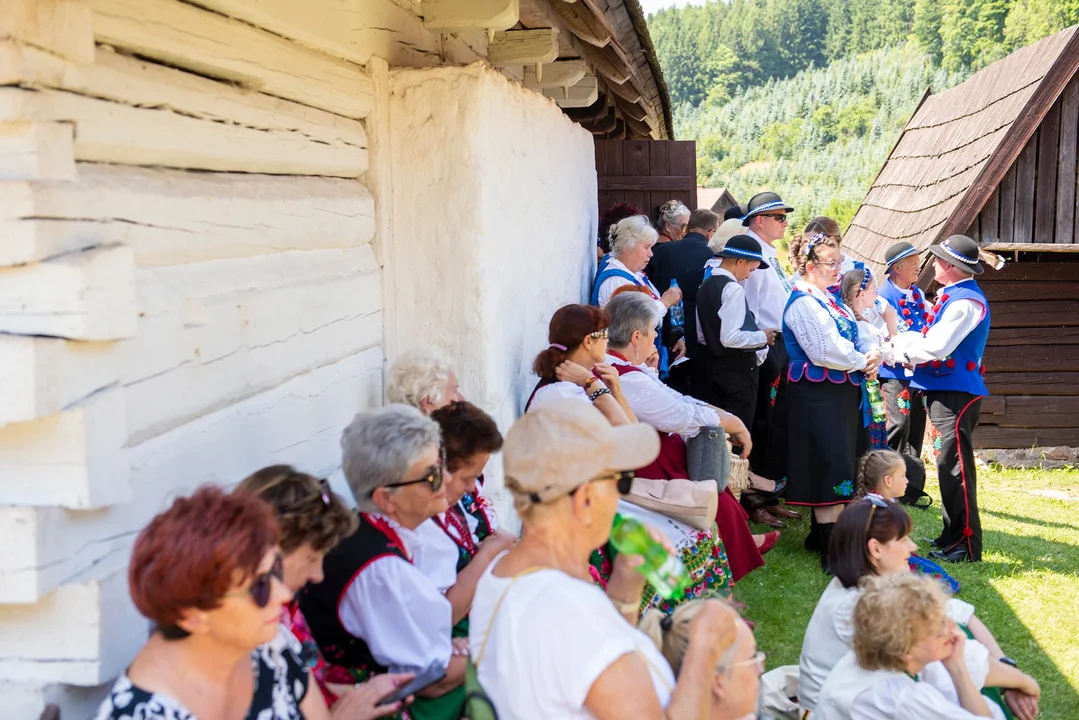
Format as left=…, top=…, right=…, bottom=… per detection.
left=299, top=404, right=467, bottom=720
left=655, top=199, right=692, bottom=243
left=386, top=346, right=464, bottom=414
left=591, top=215, right=683, bottom=312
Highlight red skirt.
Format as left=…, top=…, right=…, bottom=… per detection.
left=635, top=432, right=764, bottom=583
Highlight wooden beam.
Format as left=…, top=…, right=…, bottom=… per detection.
left=0, top=120, right=75, bottom=180
left=544, top=75, right=598, bottom=107
left=87, top=0, right=375, bottom=119
left=581, top=105, right=617, bottom=134
left=983, top=242, right=1079, bottom=253
left=524, top=59, right=586, bottom=88
left=579, top=43, right=629, bottom=84
left=487, top=28, right=559, bottom=66
left=422, top=0, right=519, bottom=32
left=0, top=0, right=94, bottom=64
left=604, top=74, right=642, bottom=103
left=608, top=117, right=627, bottom=140
left=550, top=0, right=611, bottom=47
left=563, top=92, right=609, bottom=121
left=624, top=115, right=651, bottom=138
left=613, top=95, right=647, bottom=122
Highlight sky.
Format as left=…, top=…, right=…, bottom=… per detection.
left=638, top=0, right=703, bottom=15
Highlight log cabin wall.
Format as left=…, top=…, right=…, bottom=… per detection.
left=973, top=254, right=1079, bottom=448
left=0, top=0, right=406, bottom=714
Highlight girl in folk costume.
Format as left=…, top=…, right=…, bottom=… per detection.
left=604, top=290, right=770, bottom=590
left=841, top=267, right=897, bottom=451
left=783, top=233, right=882, bottom=571
left=428, top=402, right=516, bottom=640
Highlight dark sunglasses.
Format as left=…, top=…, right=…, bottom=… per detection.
left=536, top=470, right=635, bottom=505
left=378, top=447, right=446, bottom=495
left=225, top=553, right=284, bottom=608
left=763, top=214, right=789, bottom=223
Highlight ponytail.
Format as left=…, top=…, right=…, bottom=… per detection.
left=856, top=449, right=905, bottom=497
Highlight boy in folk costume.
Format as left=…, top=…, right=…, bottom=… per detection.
left=892, top=236, right=992, bottom=563
left=877, top=241, right=930, bottom=459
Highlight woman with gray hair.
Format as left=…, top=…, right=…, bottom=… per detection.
left=591, top=215, right=683, bottom=312
left=655, top=199, right=691, bottom=243
left=299, top=404, right=467, bottom=720
left=386, top=346, right=463, bottom=414
left=603, top=291, right=774, bottom=583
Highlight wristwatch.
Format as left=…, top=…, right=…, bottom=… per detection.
left=999, top=657, right=1018, bottom=668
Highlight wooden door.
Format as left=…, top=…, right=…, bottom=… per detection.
left=595, top=139, right=697, bottom=219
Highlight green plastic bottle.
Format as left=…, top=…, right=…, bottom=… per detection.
left=609, top=514, right=690, bottom=600
left=866, top=378, right=887, bottom=422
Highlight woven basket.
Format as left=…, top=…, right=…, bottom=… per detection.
left=727, top=439, right=750, bottom=499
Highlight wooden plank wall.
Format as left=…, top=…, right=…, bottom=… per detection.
left=595, top=139, right=697, bottom=220
left=974, top=76, right=1079, bottom=244
left=974, top=256, right=1079, bottom=448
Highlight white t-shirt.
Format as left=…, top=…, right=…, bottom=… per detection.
left=469, top=555, right=675, bottom=720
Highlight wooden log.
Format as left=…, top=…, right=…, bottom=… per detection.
left=0, top=120, right=74, bottom=180
left=421, top=0, right=519, bottom=31
left=524, top=59, right=586, bottom=89
left=983, top=344, right=1079, bottom=372
left=487, top=29, right=558, bottom=66
left=983, top=242, right=1079, bottom=253
left=0, top=45, right=368, bottom=149
left=974, top=425, right=1079, bottom=449
left=979, top=395, right=1006, bottom=416
left=0, top=86, right=367, bottom=177
left=982, top=280, right=1079, bottom=301
left=983, top=371, right=1079, bottom=395
left=988, top=327, right=1079, bottom=345
left=87, top=0, right=374, bottom=119
left=550, top=0, right=611, bottom=47
left=0, top=387, right=130, bottom=509
left=1006, top=395, right=1079, bottom=414
left=579, top=42, right=630, bottom=85
left=603, top=74, right=642, bottom=104
left=0, top=0, right=94, bottom=64
left=0, top=335, right=117, bottom=427
left=0, top=163, right=375, bottom=267
left=1013, top=135, right=1037, bottom=242
left=544, top=75, right=598, bottom=107
left=1057, top=77, right=1078, bottom=244
left=990, top=299, right=1079, bottom=328
left=1035, top=100, right=1060, bottom=242
left=0, top=245, right=137, bottom=340
left=985, top=261, right=1079, bottom=282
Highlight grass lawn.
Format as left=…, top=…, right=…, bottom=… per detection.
left=734, top=464, right=1079, bottom=719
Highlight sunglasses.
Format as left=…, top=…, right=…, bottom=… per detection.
left=722, top=651, right=767, bottom=672
left=763, top=214, right=788, bottom=223
left=379, top=447, right=446, bottom=495
left=864, top=493, right=889, bottom=534
left=589, top=328, right=609, bottom=340
left=224, top=553, right=284, bottom=608
left=534, top=470, right=635, bottom=505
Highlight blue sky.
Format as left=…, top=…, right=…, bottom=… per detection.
left=638, top=0, right=703, bottom=15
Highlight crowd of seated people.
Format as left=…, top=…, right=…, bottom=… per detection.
left=96, top=198, right=1039, bottom=720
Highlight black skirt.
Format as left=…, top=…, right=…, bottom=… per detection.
left=786, top=378, right=862, bottom=506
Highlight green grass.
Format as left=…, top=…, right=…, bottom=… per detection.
left=734, top=465, right=1079, bottom=719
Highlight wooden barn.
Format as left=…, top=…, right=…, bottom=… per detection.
left=843, top=27, right=1079, bottom=449
left=698, top=186, right=740, bottom=216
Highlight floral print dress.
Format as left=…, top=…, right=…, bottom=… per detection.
left=93, top=626, right=308, bottom=720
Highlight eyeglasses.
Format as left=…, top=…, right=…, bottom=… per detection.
left=864, top=493, right=888, bottom=534
left=812, top=260, right=841, bottom=269
left=763, top=214, right=788, bottom=223
left=379, top=447, right=446, bottom=495
left=589, top=328, right=609, bottom=340
left=223, top=553, right=284, bottom=608
left=721, top=651, right=766, bottom=673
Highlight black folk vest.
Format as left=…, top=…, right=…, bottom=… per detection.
left=298, top=515, right=408, bottom=675
left=696, top=272, right=760, bottom=358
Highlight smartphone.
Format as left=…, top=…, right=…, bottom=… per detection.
left=375, top=662, right=447, bottom=706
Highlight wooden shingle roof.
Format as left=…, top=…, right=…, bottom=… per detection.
left=843, top=27, right=1079, bottom=272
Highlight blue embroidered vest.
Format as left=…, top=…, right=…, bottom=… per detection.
left=782, top=288, right=864, bottom=385
left=911, top=280, right=990, bottom=395
left=878, top=279, right=929, bottom=381
left=589, top=262, right=670, bottom=376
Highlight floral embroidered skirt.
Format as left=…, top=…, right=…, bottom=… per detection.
left=786, top=379, right=863, bottom=506
left=589, top=519, right=733, bottom=615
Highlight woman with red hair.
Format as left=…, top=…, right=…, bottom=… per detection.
left=94, top=486, right=410, bottom=720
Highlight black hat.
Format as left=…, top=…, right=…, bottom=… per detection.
left=884, top=241, right=921, bottom=269
left=929, top=235, right=983, bottom=275
left=742, top=191, right=794, bottom=226
left=715, top=234, right=770, bottom=269
left=723, top=204, right=745, bottom=221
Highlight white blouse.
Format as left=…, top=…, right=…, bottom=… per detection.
left=892, top=282, right=986, bottom=366
left=596, top=257, right=668, bottom=318
left=338, top=514, right=453, bottom=673
left=606, top=355, right=718, bottom=438
left=529, top=380, right=587, bottom=409
left=784, top=281, right=871, bottom=372
left=695, top=267, right=769, bottom=351
left=412, top=516, right=464, bottom=593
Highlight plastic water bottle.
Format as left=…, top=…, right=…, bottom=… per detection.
left=867, top=379, right=886, bottom=422
left=609, top=514, right=690, bottom=600
left=668, top=278, right=685, bottom=329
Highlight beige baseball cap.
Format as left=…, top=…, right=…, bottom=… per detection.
left=504, top=399, right=660, bottom=507
left=709, top=218, right=746, bottom=253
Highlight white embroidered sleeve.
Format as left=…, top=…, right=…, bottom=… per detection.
left=892, top=299, right=984, bottom=365
left=618, top=371, right=720, bottom=436
left=784, top=296, right=867, bottom=371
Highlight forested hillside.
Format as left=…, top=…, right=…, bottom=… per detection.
left=651, top=0, right=1079, bottom=228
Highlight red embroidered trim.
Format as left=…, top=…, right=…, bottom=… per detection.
left=435, top=510, right=478, bottom=556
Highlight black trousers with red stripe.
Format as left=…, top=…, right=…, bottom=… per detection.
left=927, top=391, right=983, bottom=561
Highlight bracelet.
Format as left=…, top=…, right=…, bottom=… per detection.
left=588, top=388, right=612, bottom=402
left=583, top=377, right=599, bottom=390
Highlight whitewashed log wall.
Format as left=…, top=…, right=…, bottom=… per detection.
left=0, top=0, right=412, bottom=714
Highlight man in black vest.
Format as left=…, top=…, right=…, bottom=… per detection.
left=645, top=208, right=720, bottom=394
